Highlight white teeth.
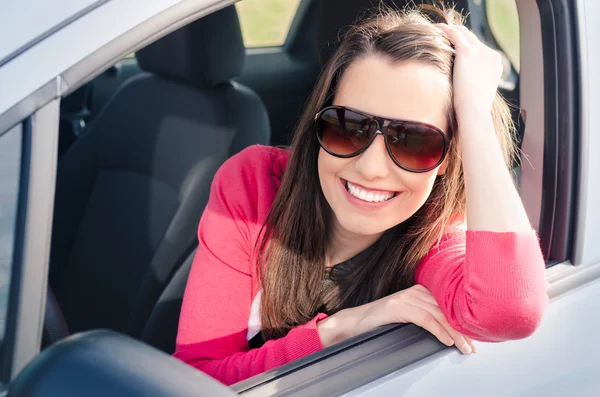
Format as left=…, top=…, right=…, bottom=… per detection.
left=358, top=189, right=368, bottom=201
left=345, top=181, right=395, bottom=203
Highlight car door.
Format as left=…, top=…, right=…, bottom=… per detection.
left=228, top=0, right=600, bottom=395
left=0, top=0, right=248, bottom=395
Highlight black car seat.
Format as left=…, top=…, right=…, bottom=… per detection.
left=46, top=5, right=270, bottom=346
left=58, top=81, right=94, bottom=157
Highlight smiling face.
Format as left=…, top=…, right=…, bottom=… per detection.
left=318, top=56, right=451, bottom=242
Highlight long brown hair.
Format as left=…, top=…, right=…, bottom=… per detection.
left=257, top=4, right=517, bottom=339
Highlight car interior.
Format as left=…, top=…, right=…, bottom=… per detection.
left=44, top=0, right=523, bottom=364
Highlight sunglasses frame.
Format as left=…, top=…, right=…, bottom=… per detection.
left=315, top=105, right=451, bottom=173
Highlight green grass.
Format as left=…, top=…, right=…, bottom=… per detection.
left=235, top=0, right=302, bottom=48
left=486, top=0, right=520, bottom=70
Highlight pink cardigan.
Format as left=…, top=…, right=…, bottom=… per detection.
left=173, top=145, right=549, bottom=385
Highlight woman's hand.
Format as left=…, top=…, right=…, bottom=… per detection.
left=436, top=24, right=503, bottom=119
left=435, top=23, right=532, bottom=233
left=317, top=284, right=476, bottom=355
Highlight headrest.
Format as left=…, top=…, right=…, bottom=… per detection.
left=137, top=5, right=245, bottom=87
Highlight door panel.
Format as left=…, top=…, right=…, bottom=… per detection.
left=343, top=278, right=600, bottom=396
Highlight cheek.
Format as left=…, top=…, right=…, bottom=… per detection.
left=317, top=149, right=329, bottom=187
left=396, top=171, right=438, bottom=209
left=318, top=149, right=342, bottom=197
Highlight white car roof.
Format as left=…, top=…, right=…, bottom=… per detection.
left=0, top=0, right=99, bottom=65
left=0, top=0, right=221, bottom=123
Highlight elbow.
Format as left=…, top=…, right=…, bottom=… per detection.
left=499, top=302, right=546, bottom=340
left=462, top=292, right=549, bottom=342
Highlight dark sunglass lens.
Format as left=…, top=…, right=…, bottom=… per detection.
left=318, top=108, right=372, bottom=156
left=387, top=124, right=445, bottom=170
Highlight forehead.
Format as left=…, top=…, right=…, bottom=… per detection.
left=333, top=56, right=450, bottom=132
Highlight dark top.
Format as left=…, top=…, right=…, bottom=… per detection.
left=248, top=244, right=376, bottom=349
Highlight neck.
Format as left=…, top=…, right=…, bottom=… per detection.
left=326, top=219, right=383, bottom=268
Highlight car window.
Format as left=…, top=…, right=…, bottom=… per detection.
left=235, top=0, right=302, bottom=48
left=486, top=0, right=520, bottom=71
left=0, top=125, right=22, bottom=341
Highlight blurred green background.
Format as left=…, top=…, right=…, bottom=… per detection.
left=487, top=0, right=520, bottom=69
left=235, top=0, right=519, bottom=69
left=235, top=0, right=302, bottom=47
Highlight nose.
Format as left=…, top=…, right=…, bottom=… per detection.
left=354, top=134, right=391, bottom=180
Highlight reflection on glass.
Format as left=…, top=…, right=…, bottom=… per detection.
left=0, top=125, right=22, bottom=340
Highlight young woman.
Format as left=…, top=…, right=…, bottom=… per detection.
left=173, top=4, right=549, bottom=386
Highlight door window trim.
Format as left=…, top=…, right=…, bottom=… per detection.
left=0, top=100, right=59, bottom=382
left=535, top=0, right=579, bottom=264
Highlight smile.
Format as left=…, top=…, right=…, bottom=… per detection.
left=344, top=180, right=398, bottom=203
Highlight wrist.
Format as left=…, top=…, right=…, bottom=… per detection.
left=317, top=310, right=354, bottom=348
left=455, top=105, right=493, bottom=127
left=456, top=112, right=496, bottom=144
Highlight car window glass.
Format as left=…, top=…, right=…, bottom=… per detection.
left=235, top=0, right=302, bottom=48
left=486, top=0, right=520, bottom=71
left=0, top=125, right=22, bottom=341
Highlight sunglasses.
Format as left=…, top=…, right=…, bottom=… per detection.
left=315, top=105, right=450, bottom=173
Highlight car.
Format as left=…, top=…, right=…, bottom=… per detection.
left=0, top=0, right=598, bottom=396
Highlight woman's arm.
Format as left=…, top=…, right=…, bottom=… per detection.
left=175, top=146, right=326, bottom=386
left=437, top=24, right=531, bottom=232
left=414, top=229, right=548, bottom=342
left=415, top=25, right=549, bottom=340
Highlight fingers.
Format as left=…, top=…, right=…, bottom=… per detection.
left=464, top=335, right=478, bottom=354
left=408, top=285, right=476, bottom=354
left=409, top=300, right=475, bottom=355
left=436, top=24, right=470, bottom=49
left=400, top=304, right=455, bottom=347
left=456, top=25, right=481, bottom=46
left=436, top=24, right=482, bottom=50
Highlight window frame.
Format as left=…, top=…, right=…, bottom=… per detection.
left=535, top=0, right=579, bottom=264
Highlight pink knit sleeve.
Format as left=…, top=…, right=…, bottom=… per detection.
left=415, top=229, right=549, bottom=342
left=174, top=146, right=326, bottom=386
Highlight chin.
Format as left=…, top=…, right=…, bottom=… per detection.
left=338, top=216, right=394, bottom=237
